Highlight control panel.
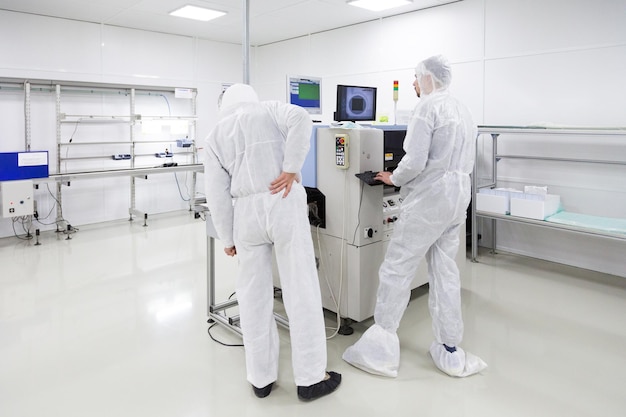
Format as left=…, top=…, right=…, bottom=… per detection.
left=381, top=193, right=402, bottom=239
left=335, top=134, right=349, bottom=169
left=1, top=179, right=34, bottom=218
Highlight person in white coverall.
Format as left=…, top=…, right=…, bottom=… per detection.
left=343, top=55, right=487, bottom=378
left=204, top=84, right=341, bottom=401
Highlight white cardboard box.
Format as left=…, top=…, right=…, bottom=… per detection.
left=476, top=193, right=509, bottom=215
left=510, top=194, right=560, bottom=220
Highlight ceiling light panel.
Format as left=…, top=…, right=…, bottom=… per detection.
left=347, top=0, right=413, bottom=12
left=169, top=5, right=226, bottom=22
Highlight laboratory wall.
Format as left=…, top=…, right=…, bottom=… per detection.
left=253, top=0, right=626, bottom=277
left=1, top=1, right=625, bottom=278
left=0, top=10, right=242, bottom=238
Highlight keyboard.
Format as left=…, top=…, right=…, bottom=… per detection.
left=355, top=171, right=384, bottom=186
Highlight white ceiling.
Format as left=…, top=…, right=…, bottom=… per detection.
left=0, top=0, right=461, bottom=46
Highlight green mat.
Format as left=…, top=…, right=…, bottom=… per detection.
left=546, top=211, right=626, bottom=235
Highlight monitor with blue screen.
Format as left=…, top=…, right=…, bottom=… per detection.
left=287, top=75, right=322, bottom=115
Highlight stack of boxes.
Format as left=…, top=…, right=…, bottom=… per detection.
left=476, top=186, right=561, bottom=220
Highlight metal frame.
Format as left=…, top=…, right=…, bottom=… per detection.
left=471, top=126, right=626, bottom=262
left=33, top=164, right=203, bottom=183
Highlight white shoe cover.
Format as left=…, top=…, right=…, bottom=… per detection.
left=429, top=341, right=488, bottom=377
left=342, top=324, right=400, bottom=377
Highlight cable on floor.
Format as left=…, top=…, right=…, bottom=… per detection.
left=207, top=323, right=243, bottom=347
left=207, top=291, right=243, bottom=347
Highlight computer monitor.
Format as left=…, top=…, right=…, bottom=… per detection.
left=287, top=75, right=322, bottom=115
left=334, top=84, right=377, bottom=122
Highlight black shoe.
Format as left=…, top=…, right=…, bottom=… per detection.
left=252, top=382, right=274, bottom=398
left=297, top=371, right=341, bottom=401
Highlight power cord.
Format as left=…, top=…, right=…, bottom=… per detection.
left=315, top=225, right=342, bottom=339
left=319, top=170, right=350, bottom=339
left=43, top=183, right=76, bottom=233
left=308, top=202, right=323, bottom=227
left=159, top=94, right=172, bottom=116
left=351, top=181, right=365, bottom=245
left=12, top=216, right=33, bottom=240
left=63, top=120, right=80, bottom=172
left=174, top=172, right=191, bottom=202
left=207, top=323, right=244, bottom=347
left=33, top=201, right=59, bottom=225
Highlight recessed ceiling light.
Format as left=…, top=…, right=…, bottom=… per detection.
left=169, top=5, right=226, bottom=22
left=347, top=0, right=412, bottom=12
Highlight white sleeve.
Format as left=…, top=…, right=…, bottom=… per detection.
left=203, top=139, right=235, bottom=248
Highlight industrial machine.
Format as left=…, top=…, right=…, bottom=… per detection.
left=303, top=126, right=466, bottom=329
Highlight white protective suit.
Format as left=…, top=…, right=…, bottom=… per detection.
left=204, top=84, right=327, bottom=388
left=343, top=56, right=487, bottom=377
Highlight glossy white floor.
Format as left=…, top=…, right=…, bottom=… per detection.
left=1, top=211, right=625, bottom=417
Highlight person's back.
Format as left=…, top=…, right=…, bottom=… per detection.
left=425, top=92, right=476, bottom=175
left=207, top=102, right=292, bottom=198
left=204, top=84, right=341, bottom=401
left=398, top=90, right=476, bottom=202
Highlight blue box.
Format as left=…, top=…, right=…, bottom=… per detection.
left=0, top=151, right=49, bottom=181
left=176, top=139, right=193, bottom=148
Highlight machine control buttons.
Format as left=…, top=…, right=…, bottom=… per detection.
left=382, top=193, right=400, bottom=230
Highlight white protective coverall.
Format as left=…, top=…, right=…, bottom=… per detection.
left=342, top=56, right=487, bottom=377
left=204, top=84, right=327, bottom=388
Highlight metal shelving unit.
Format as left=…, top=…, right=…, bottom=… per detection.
left=1, top=78, right=202, bottom=230
left=471, top=125, right=626, bottom=262
left=51, top=81, right=200, bottom=226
